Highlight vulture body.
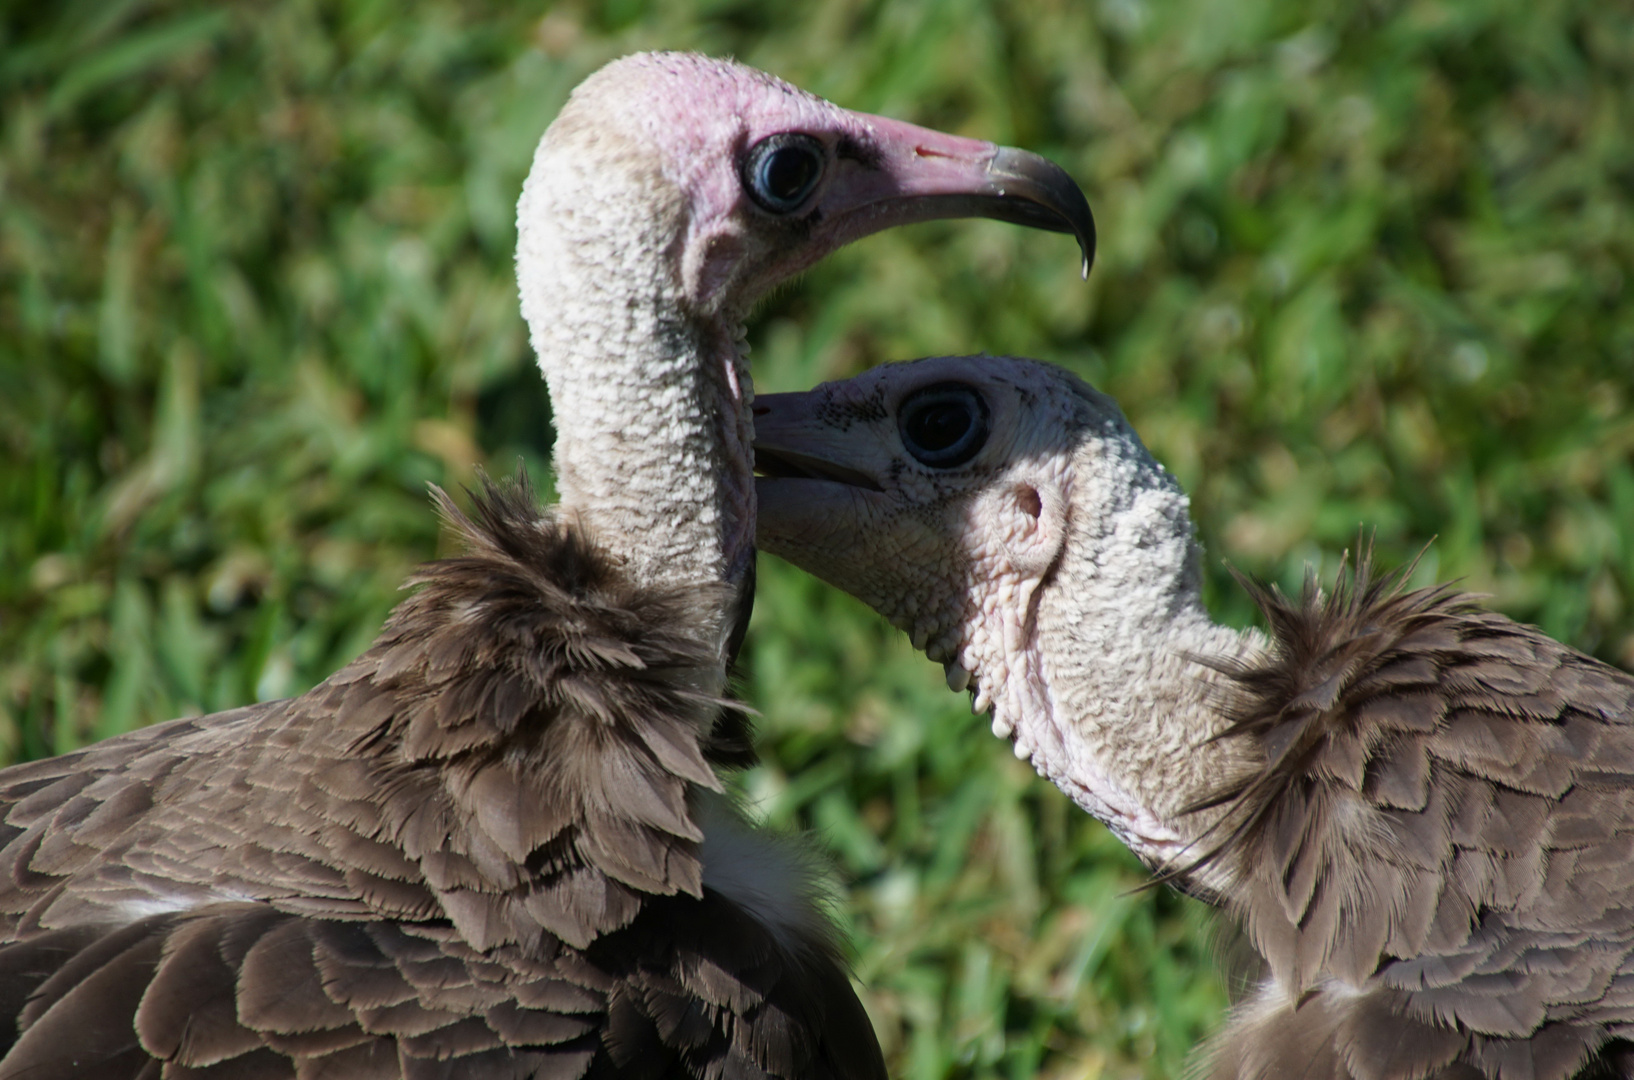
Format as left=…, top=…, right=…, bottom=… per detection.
left=753, top=354, right=1634, bottom=1080
left=0, top=54, right=1094, bottom=1079
left=0, top=484, right=870, bottom=1080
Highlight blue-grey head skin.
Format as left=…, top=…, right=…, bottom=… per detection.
left=754, top=353, right=1253, bottom=868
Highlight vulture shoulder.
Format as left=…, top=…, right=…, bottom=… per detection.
left=1197, top=551, right=1634, bottom=1080
left=0, top=477, right=882, bottom=1080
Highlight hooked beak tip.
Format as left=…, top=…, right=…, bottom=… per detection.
left=819, top=113, right=1097, bottom=281
left=985, top=145, right=1097, bottom=279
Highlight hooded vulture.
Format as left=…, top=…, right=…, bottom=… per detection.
left=0, top=57, right=1094, bottom=1079
left=755, top=353, right=1634, bottom=1080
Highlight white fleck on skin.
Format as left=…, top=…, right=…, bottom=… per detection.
left=754, top=355, right=1268, bottom=886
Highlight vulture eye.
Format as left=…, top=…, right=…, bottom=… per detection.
left=899, top=383, right=990, bottom=468
left=742, top=133, right=826, bottom=214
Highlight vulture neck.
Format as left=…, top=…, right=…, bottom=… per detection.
left=517, top=149, right=754, bottom=597
left=997, top=445, right=1266, bottom=884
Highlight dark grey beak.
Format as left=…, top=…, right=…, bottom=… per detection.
left=954, top=147, right=1097, bottom=279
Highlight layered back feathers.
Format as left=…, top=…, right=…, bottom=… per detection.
left=0, top=477, right=882, bottom=1080
left=1196, top=547, right=1634, bottom=1080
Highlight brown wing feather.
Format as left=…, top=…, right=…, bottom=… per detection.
left=0, top=475, right=884, bottom=1080
left=1194, top=544, right=1634, bottom=1079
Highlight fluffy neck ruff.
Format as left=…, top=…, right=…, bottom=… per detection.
left=516, top=128, right=754, bottom=598
left=953, top=434, right=1265, bottom=882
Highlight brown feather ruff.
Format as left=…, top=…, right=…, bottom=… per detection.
left=1187, top=544, right=1634, bottom=1080
left=0, top=475, right=884, bottom=1080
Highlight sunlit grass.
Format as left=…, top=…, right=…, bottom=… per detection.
left=2, top=1, right=1630, bottom=1076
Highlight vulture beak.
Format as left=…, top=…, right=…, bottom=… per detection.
left=822, top=114, right=1096, bottom=278
left=752, top=391, right=883, bottom=493
left=752, top=390, right=889, bottom=555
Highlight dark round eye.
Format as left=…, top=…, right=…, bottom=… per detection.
left=741, top=133, right=826, bottom=214
left=898, top=383, right=990, bottom=468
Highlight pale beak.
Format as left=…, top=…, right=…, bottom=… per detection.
left=751, top=390, right=889, bottom=554
left=752, top=392, right=883, bottom=493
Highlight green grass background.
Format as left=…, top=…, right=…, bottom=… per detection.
left=2, top=1, right=1631, bottom=1076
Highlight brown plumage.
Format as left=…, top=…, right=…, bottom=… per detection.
left=1195, top=554, right=1634, bottom=1080
left=751, top=354, right=1634, bottom=1080
left=0, top=52, right=1094, bottom=1078
left=0, top=478, right=880, bottom=1080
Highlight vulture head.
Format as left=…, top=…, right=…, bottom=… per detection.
left=754, top=354, right=1247, bottom=867
left=517, top=53, right=1094, bottom=592
left=521, top=52, right=1093, bottom=318
left=757, top=353, right=1634, bottom=1080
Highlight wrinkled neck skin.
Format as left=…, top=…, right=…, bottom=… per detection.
left=517, top=145, right=755, bottom=606
left=968, top=452, right=1266, bottom=890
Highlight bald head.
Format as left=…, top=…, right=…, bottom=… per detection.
left=754, top=356, right=1170, bottom=662
left=515, top=53, right=1096, bottom=591
left=754, top=355, right=1242, bottom=858
left=520, top=52, right=1094, bottom=326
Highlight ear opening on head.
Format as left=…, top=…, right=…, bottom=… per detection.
left=999, top=480, right=1066, bottom=578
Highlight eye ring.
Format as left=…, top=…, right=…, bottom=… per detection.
left=741, top=133, right=826, bottom=215
left=898, top=383, right=991, bottom=468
